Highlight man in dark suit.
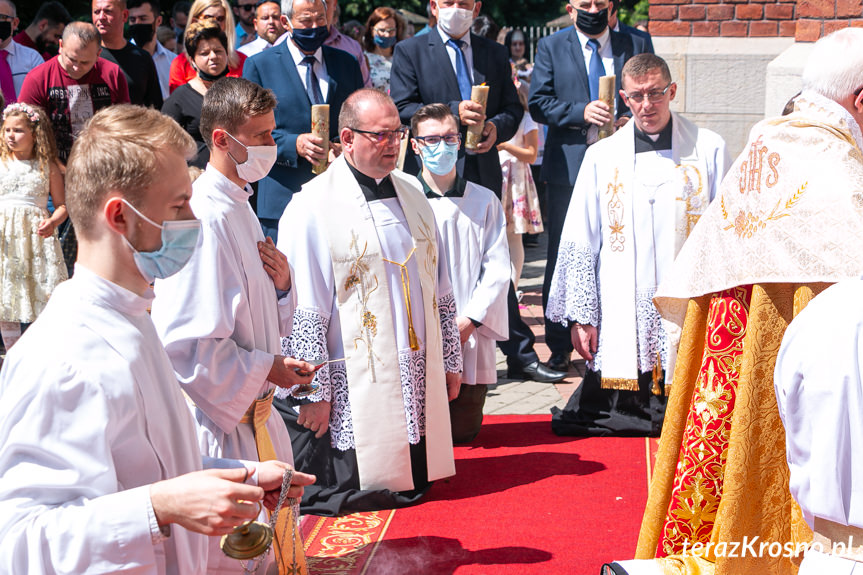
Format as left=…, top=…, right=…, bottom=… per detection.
left=529, top=0, right=649, bottom=372
left=610, top=0, right=654, bottom=53
left=391, top=0, right=566, bottom=384
left=243, top=0, right=364, bottom=241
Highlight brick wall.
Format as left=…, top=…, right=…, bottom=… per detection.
left=648, top=0, right=863, bottom=40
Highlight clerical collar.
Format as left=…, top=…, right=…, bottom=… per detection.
left=418, top=172, right=467, bottom=199
left=634, top=118, right=673, bottom=153
left=346, top=160, right=397, bottom=201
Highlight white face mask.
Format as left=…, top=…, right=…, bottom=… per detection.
left=225, top=131, right=277, bottom=183
left=437, top=7, right=475, bottom=39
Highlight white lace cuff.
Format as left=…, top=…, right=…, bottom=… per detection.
left=279, top=308, right=332, bottom=403
left=635, top=287, right=669, bottom=373
left=546, top=241, right=599, bottom=326
left=438, top=292, right=463, bottom=374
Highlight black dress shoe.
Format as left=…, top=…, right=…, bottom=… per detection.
left=507, top=361, right=567, bottom=383
left=547, top=353, right=572, bottom=373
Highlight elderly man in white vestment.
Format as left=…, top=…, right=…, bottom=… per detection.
left=0, top=104, right=314, bottom=574
left=150, top=77, right=316, bottom=573
left=411, top=103, right=510, bottom=444
left=275, top=88, right=464, bottom=516
left=547, top=53, right=729, bottom=437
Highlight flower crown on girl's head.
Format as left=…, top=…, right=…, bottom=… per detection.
left=2, top=103, right=39, bottom=125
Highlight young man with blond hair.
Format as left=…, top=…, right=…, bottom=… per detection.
left=0, top=104, right=313, bottom=572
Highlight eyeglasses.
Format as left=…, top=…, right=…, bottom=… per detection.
left=200, top=13, right=227, bottom=23
left=0, top=14, right=13, bottom=21
left=237, top=4, right=256, bottom=11
left=414, top=133, right=461, bottom=146
left=350, top=126, right=409, bottom=144
left=624, top=82, right=672, bottom=104
left=374, top=27, right=397, bottom=35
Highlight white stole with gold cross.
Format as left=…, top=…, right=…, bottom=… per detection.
left=305, top=156, right=454, bottom=491
left=597, top=113, right=712, bottom=389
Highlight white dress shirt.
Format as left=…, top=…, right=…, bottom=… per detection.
left=1, top=39, right=44, bottom=98
left=151, top=41, right=176, bottom=100
left=286, top=36, right=329, bottom=102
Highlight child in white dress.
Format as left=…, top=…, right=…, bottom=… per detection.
left=0, top=103, right=67, bottom=351
left=498, top=79, right=543, bottom=290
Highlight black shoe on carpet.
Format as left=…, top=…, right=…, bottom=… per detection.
left=507, top=360, right=567, bottom=383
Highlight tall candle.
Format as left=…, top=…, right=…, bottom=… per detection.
left=311, top=104, right=329, bottom=175
left=598, top=75, right=616, bottom=140
left=465, top=84, right=490, bottom=151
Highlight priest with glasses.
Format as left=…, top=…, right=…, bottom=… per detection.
left=546, top=54, right=729, bottom=437
left=275, top=88, right=463, bottom=517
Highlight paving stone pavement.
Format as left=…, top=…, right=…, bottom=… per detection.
left=484, top=232, right=584, bottom=417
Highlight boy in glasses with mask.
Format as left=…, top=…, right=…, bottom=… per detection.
left=412, top=103, right=510, bottom=443
left=150, top=77, right=316, bottom=574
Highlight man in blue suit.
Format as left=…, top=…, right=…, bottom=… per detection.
left=243, top=0, right=364, bottom=241
left=391, top=0, right=567, bottom=384
left=529, top=0, right=649, bottom=372
left=610, top=0, right=654, bottom=53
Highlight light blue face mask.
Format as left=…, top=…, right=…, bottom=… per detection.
left=420, top=140, right=459, bottom=176
left=121, top=199, right=202, bottom=283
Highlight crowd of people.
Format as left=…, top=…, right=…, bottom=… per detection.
left=1, top=0, right=863, bottom=572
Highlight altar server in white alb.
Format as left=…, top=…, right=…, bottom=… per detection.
left=0, top=104, right=314, bottom=574
left=411, top=103, right=510, bottom=444
left=276, top=89, right=463, bottom=517
left=547, top=53, right=729, bottom=437
left=150, top=78, right=316, bottom=573
left=776, top=281, right=863, bottom=573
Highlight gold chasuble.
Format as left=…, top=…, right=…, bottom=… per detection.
left=634, top=92, right=863, bottom=574
left=304, top=156, right=455, bottom=492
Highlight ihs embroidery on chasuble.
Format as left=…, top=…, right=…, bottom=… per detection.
left=718, top=136, right=809, bottom=239
left=606, top=168, right=626, bottom=252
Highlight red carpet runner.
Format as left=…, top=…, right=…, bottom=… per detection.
left=302, top=414, right=652, bottom=574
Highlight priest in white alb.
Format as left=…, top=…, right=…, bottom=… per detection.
left=150, top=78, right=316, bottom=573
left=0, top=105, right=314, bottom=574
left=276, top=89, right=463, bottom=516
left=411, top=103, right=510, bottom=444
left=547, top=54, right=729, bottom=437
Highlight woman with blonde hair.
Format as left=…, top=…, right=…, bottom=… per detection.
left=168, top=0, right=247, bottom=92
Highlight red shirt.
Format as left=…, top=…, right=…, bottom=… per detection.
left=12, top=30, right=51, bottom=61
left=18, top=57, right=130, bottom=162
left=168, top=51, right=246, bottom=93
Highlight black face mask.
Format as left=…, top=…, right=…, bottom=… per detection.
left=0, top=21, right=12, bottom=42
left=576, top=8, right=608, bottom=36
left=198, top=65, right=229, bottom=83
left=127, top=22, right=156, bottom=46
